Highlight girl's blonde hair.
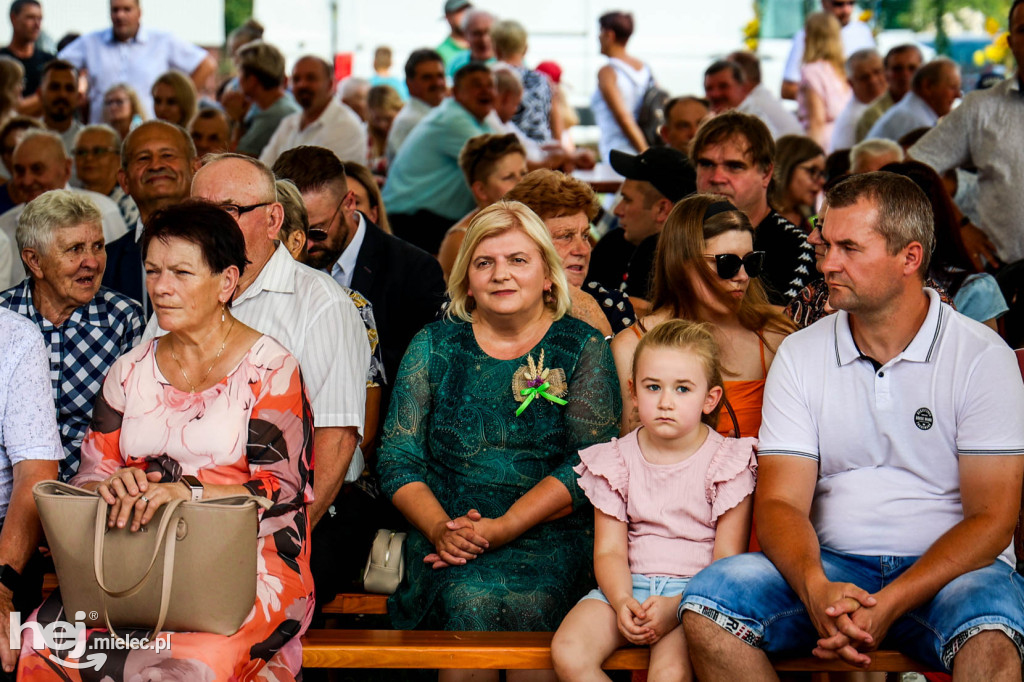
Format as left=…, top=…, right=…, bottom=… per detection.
left=632, top=319, right=725, bottom=428
left=803, top=12, right=845, bottom=77
left=447, top=200, right=571, bottom=323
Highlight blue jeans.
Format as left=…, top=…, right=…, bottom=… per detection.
left=679, top=548, right=1024, bottom=671
left=582, top=574, right=691, bottom=606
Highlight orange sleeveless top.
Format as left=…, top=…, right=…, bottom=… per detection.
left=630, top=322, right=767, bottom=439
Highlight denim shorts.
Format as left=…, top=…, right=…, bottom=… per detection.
left=679, top=548, right=1024, bottom=672
left=582, top=573, right=691, bottom=606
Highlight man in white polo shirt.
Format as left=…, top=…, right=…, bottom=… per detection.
left=680, top=171, right=1024, bottom=680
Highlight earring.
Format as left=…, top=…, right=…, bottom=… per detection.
left=221, top=306, right=227, bottom=323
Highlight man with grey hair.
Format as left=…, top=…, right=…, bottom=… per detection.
left=146, top=153, right=370, bottom=529
left=0, top=130, right=127, bottom=287
left=866, top=58, right=961, bottom=141
left=234, top=40, right=299, bottom=157
left=446, top=8, right=496, bottom=77
left=855, top=44, right=923, bottom=143
left=339, top=76, right=370, bottom=123
left=681, top=171, right=1024, bottom=681
left=102, top=120, right=198, bottom=313
left=849, top=137, right=903, bottom=174
left=0, top=189, right=142, bottom=480
left=831, top=49, right=886, bottom=150
left=260, top=55, right=366, bottom=167
left=72, top=124, right=138, bottom=227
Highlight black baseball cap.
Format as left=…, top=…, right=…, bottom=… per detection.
left=610, top=147, right=696, bottom=203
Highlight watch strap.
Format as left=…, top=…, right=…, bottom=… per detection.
left=0, top=564, right=21, bottom=595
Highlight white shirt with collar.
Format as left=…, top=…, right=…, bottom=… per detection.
left=0, top=187, right=128, bottom=284
left=758, top=287, right=1024, bottom=563
left=831, top=96, right=872, bottom=151
left=910, top=75, right=1024, bottom=262
left=259, top=96, right=367, bottom=168
left=385, top=96, right=433, bottom=163
left=58, top=26, right=209, bottom=123
left=736, top=83, right=804, bottom=139
left=329, top=211, right=367, bottom=289
left=866, top=90, right=937, bottom=142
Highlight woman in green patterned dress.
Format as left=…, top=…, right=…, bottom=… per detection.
left=378, top=200, right=621, bottom=680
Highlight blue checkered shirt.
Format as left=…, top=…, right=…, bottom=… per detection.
left=0, top=280, right=143, bottom=480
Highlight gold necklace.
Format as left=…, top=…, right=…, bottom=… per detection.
left=170, top=315, right=236, bottom=393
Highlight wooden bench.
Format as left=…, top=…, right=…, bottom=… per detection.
left=299, top=628, right=933, bottom=674
left=320, top=592, right=388, bottom=615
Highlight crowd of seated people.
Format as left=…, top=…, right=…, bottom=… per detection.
left=0, top=0, right=1022, bottom=680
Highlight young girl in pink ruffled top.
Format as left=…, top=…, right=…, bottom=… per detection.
left=552, top=319, right=757, bottom=681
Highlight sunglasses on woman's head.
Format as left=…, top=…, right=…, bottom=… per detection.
left=704, top=251, right=766, bottom=279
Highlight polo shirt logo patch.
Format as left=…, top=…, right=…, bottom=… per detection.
left=914, top=407, right=934, bottom=430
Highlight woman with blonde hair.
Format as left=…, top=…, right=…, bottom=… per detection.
left=366, top=84, right=403, bottom=175
left=612, top=193, right=795, bottom=440
left=378, top=201, right=620, bottom=680
left=798, top=12, right=851, bottom=150
left=152, top=70, right=198, bottom=127
left=102, top=83, right=145, bottom=140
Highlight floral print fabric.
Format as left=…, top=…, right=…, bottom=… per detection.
left=17, top=335, right=315, bottom=681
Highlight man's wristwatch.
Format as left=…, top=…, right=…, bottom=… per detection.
left=0, top=564, right=21, bottom=596
left=181, top=475, right=204, bottom=501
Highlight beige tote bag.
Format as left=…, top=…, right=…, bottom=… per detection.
left=34, top=480, right=271, bottom=639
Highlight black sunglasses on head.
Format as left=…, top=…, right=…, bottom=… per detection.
left=705, top=251, right=766, bottom=279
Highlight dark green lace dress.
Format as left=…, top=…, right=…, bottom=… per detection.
left=378, top=316, right=621, bottom=631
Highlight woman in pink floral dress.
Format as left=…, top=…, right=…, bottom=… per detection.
left=17, top=202, right=314, bottom=681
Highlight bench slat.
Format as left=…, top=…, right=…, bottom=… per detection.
left=300, top=630, right=647, bottom=670
left=771, top=651, right=935, bottom=673
left=300, top=630, right=933, bottom=672
left=320, top=593, right=388, bottom=615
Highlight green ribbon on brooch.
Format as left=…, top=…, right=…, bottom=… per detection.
left=515, top=381, right=568, bottom=417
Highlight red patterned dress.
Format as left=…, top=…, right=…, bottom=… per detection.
left=18, top=335, right=314, bottom=681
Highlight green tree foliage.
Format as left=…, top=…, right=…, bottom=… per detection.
left=225, top=0, right=255, bottom=40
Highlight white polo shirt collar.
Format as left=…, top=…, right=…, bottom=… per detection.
left=832, top=288, right=944, bottom=368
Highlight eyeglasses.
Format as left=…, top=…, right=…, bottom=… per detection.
left=799, top=164, right=826, bottom=181
left=218, top=202, right=271, bottom=219
left=103, top=97, right=129, bottom=107
left=704, top=251, right=766, bottom=279
left=73, top=146, right=118, bottom=158
left=307, top=196, right=346, bottom=242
